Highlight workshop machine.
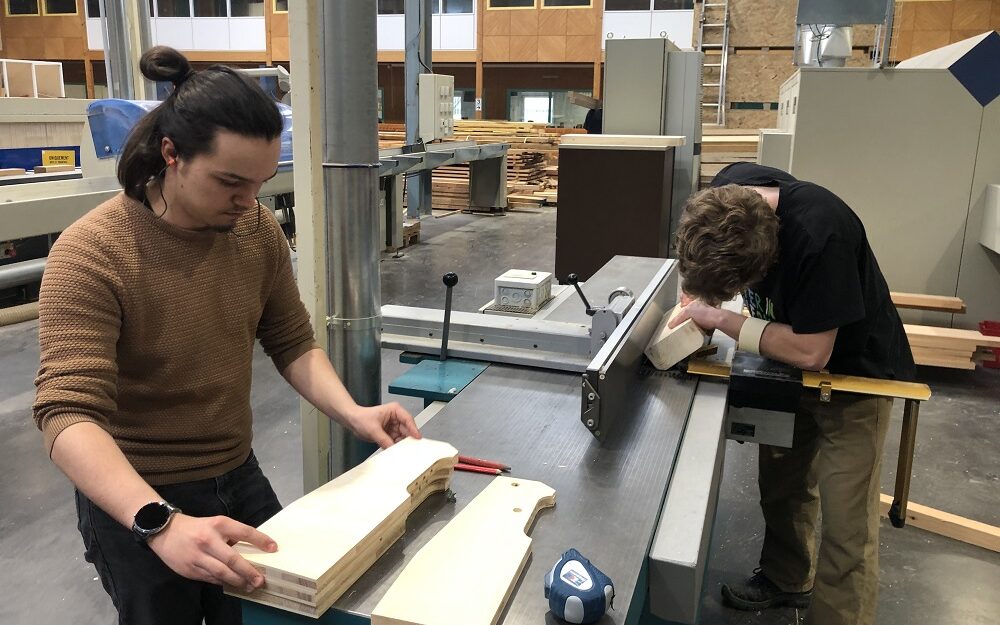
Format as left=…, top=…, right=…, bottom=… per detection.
left=242, top=256, right=929, bottom=625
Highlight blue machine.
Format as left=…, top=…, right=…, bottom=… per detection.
left=86, top=98, right=294, bottom=162
left=544, top=548, right=615, bottom=625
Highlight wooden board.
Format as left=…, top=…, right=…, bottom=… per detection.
left=371, top=477, right=556, bottom=625
left=891, top=291, right=966, bottom=313
left=0, top=168, right=26, bottom=177
left=645, top=303, right=709, bottom=371
left=228, top=438, right=458, bottom=616
left=33, top=164, right=75, bottom=173
left=879, top=494, right=1000, bottom=553
left=905, top=324, right=1000, bottom=349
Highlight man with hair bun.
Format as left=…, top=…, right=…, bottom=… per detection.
left=669, top=162, right=914, bottom=625
left=33, top=46, right=420, bottom=625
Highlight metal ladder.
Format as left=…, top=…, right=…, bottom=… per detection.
left=697, top=0, right=730, bottom=126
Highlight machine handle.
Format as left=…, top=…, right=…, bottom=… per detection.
left=566, top=273, right=596, bottom=317
left=440, top=273, right=458, bottom=360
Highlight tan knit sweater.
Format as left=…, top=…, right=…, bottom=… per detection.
left=33, top=193, right=318, bottom=485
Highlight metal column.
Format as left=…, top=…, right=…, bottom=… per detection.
left=404, top=0, right=434, bottom=218
left=99, top=0, right=153, bottom=100
left=320, top=1, right=382, bottom=474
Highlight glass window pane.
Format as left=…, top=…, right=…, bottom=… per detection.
left=653, top=0, right=692, bottom=9
left=8, top=0, right=39, bottom=13
left=552, top=90, right=591, bottom=128
left=157, top=0, right=190, bottom=17
left=443, top=0, right=472, bottom=13
left=542, top=0, right=589, bottom=7
left=274, top=0, right=287, bottom=11
left=488, top=0, right=534, bottom=8
left=377, top=0, right=404, bottom=14
left=231, top=0, right=263, bottom=16
left=86, top=0, right=99, bottom=16
left=193, top=0, right=225, bottom=16
left=605, top=0, right=650, bottom=10
left=45, top=0, right=76, bottom=13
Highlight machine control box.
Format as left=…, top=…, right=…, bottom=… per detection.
left=418, top=73, right=455, bottom=143
left=725, top=352, right=801, bottom=448
left=494, top=270, right=553, bottom=314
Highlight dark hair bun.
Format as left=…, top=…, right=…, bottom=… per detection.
left=140, top=46, right=193, bottom=86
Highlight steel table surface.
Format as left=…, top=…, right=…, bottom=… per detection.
left=330, top=363, right=697, bottom=624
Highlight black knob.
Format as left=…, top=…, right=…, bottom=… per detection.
left=567, top=273, right=579, bottom=285
left=443, top=272, right=458, bottom=288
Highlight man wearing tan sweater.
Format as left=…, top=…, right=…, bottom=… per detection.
left=32, top=47, right=419, bottom=625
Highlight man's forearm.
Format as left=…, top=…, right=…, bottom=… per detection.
left=280, top=348, right=359, bottom=424
left=51, top=421, right=161, bottom=528
left=711, top=309, right=834, bottom=371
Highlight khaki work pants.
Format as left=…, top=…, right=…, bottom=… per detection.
left=758, top=394, right=892, bottom=625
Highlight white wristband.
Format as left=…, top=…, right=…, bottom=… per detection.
left=738, top=317, right=770, bottom=355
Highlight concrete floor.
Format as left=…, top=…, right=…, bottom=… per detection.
left=0, top=206, right=997, bottom=624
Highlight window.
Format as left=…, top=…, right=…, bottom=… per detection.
left=193, top=0, right=226, bottom=17
left=274, top=0, right=286, bottom=12
left=44, top=0, right=77, bottom=14
left=85, top=0, right=98, bottom=16
left=7, top=0, right=39, bottom=15
left=442, top=0, right=473, bottom=12
left=230, top=0, right=263, bottom=16
left=604, top=0, right=649, bottom=10
left=488, top=0, right=534, bottom=8
left=508, top=89, right=592, bottom=127
left=542, top=0, right=590, bottom=7
left=453, top=89, right=476, bottom=119
left=653, top=0, right=692, bottom=9
left=378, top=0, right=403, bottom=14
left=156, top=0, right=190, bottom=17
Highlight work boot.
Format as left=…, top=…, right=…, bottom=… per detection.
left=721, top=568, right=812, bottom=610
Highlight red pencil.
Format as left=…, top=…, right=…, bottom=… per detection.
left=455, top=462, right=502, bottom=476
left=458, top=455, right=511, bottom=472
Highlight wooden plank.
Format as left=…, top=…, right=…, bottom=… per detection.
left=229, top=438, right=458, bottom=616
left=0, top=168, right=27, bottom=177
left=879, top=494, right=1000, bottom=553
left=891, top=291, right=966, bottom=313
left=371, top=477, right=556, bottom=625
left=33, top=164, right=75, bottom=173
left=905, top=324, right=1000, bottom=349
left=645, top=303, right=709, bottom=371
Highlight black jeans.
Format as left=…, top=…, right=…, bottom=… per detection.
left=75, top=450, right=283, bottom=625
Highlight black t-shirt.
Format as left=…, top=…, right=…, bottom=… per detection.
left=711, top=162, right=915, bottom=381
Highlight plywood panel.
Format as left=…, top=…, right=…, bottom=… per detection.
left=911, top=29, right=952, bottom=54
left=914, top=1, right=955, bottom=29
left=509, top=35, right=538, bottom=61
left=370, top=477, right=556, bottom=625
left=538, top=8, right=567, bottom=34
left=271, top=36, right=289, bottom=61
left=538, top=35, right=566, bottom=61
left=565, top=34, right=596, bottom=61
left=726, top=109, right=778, bottom=129
left=510, top=10, right=538, bottom=36
left=44, top=38, right=68, bottom=59
left=566, top=8, right=596, bottom=35
left=993, top=1, right=1000, bottom=28
left=483, top=7, right=511, bottom=36
left=483, top=35, right=511, bottom=62
left=892, top=28, right=915, bottom=59
left=951, top=0, right=992, bottom=29
left=897, top=2, right=917, bottom=30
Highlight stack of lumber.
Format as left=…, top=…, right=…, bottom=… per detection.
left=227, top=438, right=458, bottom=617
left=700, top=127, right=759, bottom=188
left=904, top=324, right=1000, bottom=370
left=431, top=164, right=474, bottom=210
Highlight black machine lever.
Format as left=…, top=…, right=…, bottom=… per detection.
left=440, top=272, right=458, bottom=360
left=566, top=273, right=596, bottom=317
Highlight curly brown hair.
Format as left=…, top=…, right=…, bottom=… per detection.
left=675, top=184, right=780, bottom=305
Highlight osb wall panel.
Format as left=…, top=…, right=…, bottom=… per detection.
left=728, top=0, right=797, bottom=48
left=726, top=109, right=778, bottom=129
left=892, top=0, right=1000, bottom=61
left=0, top=14, right=87, bottom=61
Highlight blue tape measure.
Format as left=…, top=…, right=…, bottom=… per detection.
left=544, top=548, right=615, bottom=624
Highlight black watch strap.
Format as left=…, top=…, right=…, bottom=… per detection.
left=131, top=501, right=181, bottom=544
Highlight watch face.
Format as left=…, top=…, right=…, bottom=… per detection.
left=135, top=502, right=171, bottom=532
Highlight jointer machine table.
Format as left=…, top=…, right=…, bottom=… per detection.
left=244, top=256, right=930, bottom=625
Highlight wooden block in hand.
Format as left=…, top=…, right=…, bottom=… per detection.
left=644, top=303, right=709, bottom=371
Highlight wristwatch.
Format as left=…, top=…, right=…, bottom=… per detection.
left=131, top=501, right=181, bottom=543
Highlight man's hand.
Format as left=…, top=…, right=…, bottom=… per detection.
left=668, top=299, right=722, bottom=331
left=343, top=402, right=422, bottom=449
left=147, top=514, right=277, bottom=593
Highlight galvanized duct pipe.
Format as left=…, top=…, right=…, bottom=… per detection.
left=0, top=302, right=39, bottom=327
left=320, top=1, right=382, bottom=473
left=0, top=258, right=46, bottom=291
